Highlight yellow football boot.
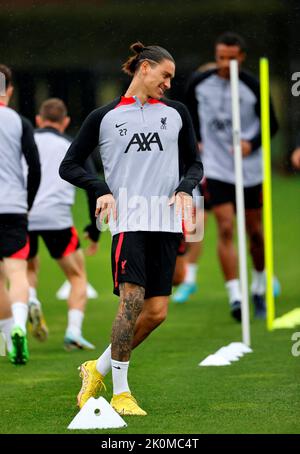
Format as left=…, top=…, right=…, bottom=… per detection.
left=110, top=392, right=147, bottom=416
left=77, top=360, right=106, bottom=408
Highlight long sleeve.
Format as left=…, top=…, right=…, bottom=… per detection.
left=59, top=107, right=113, bottom=198
left=83, top=156, right=101, bottom=242
left=164, top=100, right=203, bottom=195
left=239, top=71, right=279, bottom=152
left=21, top=117, right=41, bottom=210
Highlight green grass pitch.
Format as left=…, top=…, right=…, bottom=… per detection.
left=0, top=174, right=299, bottom=434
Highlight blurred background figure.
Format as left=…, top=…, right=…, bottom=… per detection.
left=26, top=98, right=100, bottom=351
left=172, top=62, right=216, bottom=304
left=0, top=64, right=41, bottom=364
left=182, top=32, right=279, bottom=321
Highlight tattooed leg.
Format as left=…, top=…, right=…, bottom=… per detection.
left=111, top=282, right=145, bottom=361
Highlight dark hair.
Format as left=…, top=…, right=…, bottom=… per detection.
left=39, top=98, right=68, bottom=123
left=122, top=41, right=175, bottom=76
left=215, top=32, right=246, bottom=52
left=0, top=64, right=13, bottom=88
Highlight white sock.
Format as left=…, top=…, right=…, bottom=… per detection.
left=225, top=279, right=241, bottom=305
left=66, top=309, right=84, bottom=337
left=184, top=263, right=198, bottom=285
left=251, top=269, right=265, bottom=296
left=96, top=344, right=112, bottom=376
left=29, top=286, right=37, bottom=300
left=29, top=287, right=41, bottom=308
left=11, top=302, right=28, bottom=333
left=0, top=317, right=14, bottom=352
left=111, top=359, right=130, bottom=395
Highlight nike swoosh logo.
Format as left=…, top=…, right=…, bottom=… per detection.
left=113, top=366, right=121, bottom=370
left=115, top=122, right=127, bottom=128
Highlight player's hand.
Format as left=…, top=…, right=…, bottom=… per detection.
left=241, top=140, right=252, bottom=157
left=169, top=191, right=193, bottom=222
left=95, top=194, right=117, bottom=224
left=291, top=147, right=300, bottom=169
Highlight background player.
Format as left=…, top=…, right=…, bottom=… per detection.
left=0, top=64, right=41, bottom=364
left=26, top=98, right=100, bottom=350
left=185, top=32, right=278, bottom=321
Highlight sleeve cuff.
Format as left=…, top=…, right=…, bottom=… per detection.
left=175, top=181, right=194, bottom=196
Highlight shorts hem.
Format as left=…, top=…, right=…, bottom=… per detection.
left=113, top=280, right=146, bottom=296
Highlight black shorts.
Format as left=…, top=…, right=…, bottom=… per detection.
left=0, top=213, right=29, bottom=260
left=206, top=179, right=263, bottom=210
left=28, top=226, right=80, bottom=260
left=199, top=179, right=213, bottom=211
left=111, top=231, right=182, bottom=299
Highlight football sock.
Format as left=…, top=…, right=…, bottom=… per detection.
left=111, top=359, right=130, bottom=395
left=184, top=263, right=198, bottom=285
left=96, top=344, right=112, bottom=376
left=251, top=269, right=265, bottom=296
left=225, top=279, right=241, bottom=305
left=66, top=309, right=83, bottom=337
left=29, top=286, right=37, bottom=301
left=11, top=302, right=28, bottom=333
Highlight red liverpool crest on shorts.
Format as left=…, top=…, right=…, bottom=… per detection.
left=121, top=259, right=127, bottom=274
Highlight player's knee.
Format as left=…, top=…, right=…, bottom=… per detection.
left=147, top=306, right=168, bottom=328
left=249, top=229, right=263, bottom=248
left=64, top=257, right=86, bottom=281
left=219, top=222, right=234, bottom=242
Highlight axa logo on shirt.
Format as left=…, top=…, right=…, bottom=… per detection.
left=209, top=118, right=232, bottom=133
left=124, top=132, right=163, bottom=153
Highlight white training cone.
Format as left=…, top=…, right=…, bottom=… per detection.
left=228, top=342, right=253, bottom=354
left=216, top=346, right=241, bottom=362
left=199, top=354, right=231, bottom=366
left=68, top=397, right=127, bottom=430
left=56, top=281, right=98, bottom=300
left=86, top=283, right=98, bottom=299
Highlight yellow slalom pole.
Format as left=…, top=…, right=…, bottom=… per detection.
left=260, top=58, right=275, bottom=330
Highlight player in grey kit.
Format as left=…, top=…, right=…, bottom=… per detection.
left=60, top=42, right=203, bottom=415
left=186, top=32, right=278, bottom=321
left=0, top=64, right=41, bottom=364
left=26, top=98, right=100, bottom=350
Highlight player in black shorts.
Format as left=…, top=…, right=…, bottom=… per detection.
left=185, top=33, right=279, bottom=321
left=0, top=64, right=41, bottom=364
left=26, top=98, right=100, bottom=350
left=172, top=63, right=216, bottom=304
left=60, top=42, right=203, bottom=415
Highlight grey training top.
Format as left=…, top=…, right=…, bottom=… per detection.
left=59, top=96, right=203, bottom=235
left=186, top=69, right=278, bottom=187
left=0, top=104, right=40, bottom=214
left=28, top=128, right=75, bottom=231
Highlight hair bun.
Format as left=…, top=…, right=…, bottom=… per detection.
left=130, top=41, right=145, bottom=55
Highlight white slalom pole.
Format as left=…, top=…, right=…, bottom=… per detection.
left=230, top=60, right=251, bottom=346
